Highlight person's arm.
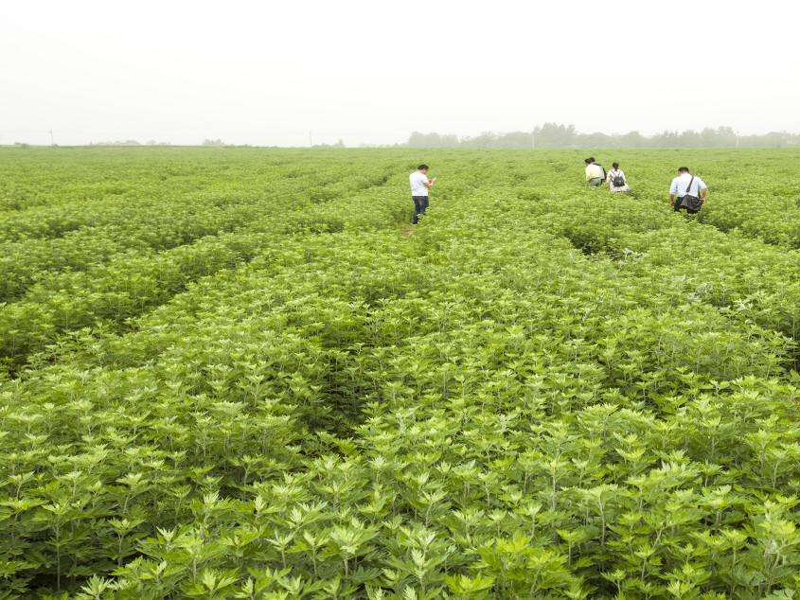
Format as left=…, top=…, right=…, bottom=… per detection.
left=425, top=176, right=436, bottom=189
left=698, top=178, right=708, bottom=200
left=669, top=179, right=678, bottom=207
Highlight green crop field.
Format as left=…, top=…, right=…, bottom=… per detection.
left=3, top=147, right=800, bottom=598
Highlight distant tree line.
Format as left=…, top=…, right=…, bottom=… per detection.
left=406, top=124, right=800, bottom=148
left=88, top=140, right=149, bottom=147
left=312, top=139, right=346, bottom=149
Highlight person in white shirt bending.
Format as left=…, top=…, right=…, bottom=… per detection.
left=607, top=162, right=630, bottom=193
left=669, top=167, right=708, bottom=214
left=409, top=164, right=436, bottom=224
left=584, top=157, right=606, bottom=187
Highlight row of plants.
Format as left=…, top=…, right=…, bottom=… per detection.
left=4, top=149, right=800, bottom=596
left=0, top=167, right=501, bottom=595
left=0, top=152, right=413, bottom=304
left=0, top=162, right=413, bottom=376
left=523, top=189, right=800, bottom=345
left=2, top=148, right=800, bottom=598
left=0, top=149, right=406, bottom=243
left=0, top=148, right=332, bottom=214
left=548, top=148, right=800, bottom=248
left=0, top=198, right=281, bottom=303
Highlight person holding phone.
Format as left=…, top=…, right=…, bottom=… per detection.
left=409, top=164, right=436, bottom=224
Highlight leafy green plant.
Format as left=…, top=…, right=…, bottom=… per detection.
left=2, top=147, right=800, bottom=597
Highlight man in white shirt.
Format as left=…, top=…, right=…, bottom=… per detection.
left=584, top=157, right=606, bottom=187
left=669, top=167, right=708, bottom=214
left=409, top=164, right=436, bottom=224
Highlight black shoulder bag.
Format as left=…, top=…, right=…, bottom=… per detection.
left=680, top=175, right=703, bottom=212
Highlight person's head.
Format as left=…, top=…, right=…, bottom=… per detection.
left=678, top=166, right=690, bottom=175
left=612, top=162, right=619, bottom=170
left=584, top=158, right=593, bottom=165
left=418, top=164, right=429, bottom=173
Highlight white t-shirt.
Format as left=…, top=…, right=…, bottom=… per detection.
left=670, top=173, right=707, bottom=198
left=585, top=164, right=605, bottom=180
left=410, top=171, right=429, bottom=197
left=607, top=169, right=627, bottom=190
left=608, top=169, right=626, bottom=182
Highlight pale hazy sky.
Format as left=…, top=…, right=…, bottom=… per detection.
left=2, top=0, right=799, bottom=146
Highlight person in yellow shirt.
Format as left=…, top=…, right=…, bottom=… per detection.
left=584, top=157, right=606, bottom=187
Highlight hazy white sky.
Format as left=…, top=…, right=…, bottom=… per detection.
left=2, top=0, right=799, bottom=146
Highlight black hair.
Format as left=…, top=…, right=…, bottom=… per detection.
left=418, top=164, right=429, bottom=170
left=678, top=166, right=690, bottom=173
left=612, top=162, right=619, bottom=169
left=584, top=158, right=593, bottom=165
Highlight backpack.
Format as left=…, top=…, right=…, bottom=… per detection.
left=680, top=175, right=703, bottom=212
left=611, top=172, right=625, bottom=188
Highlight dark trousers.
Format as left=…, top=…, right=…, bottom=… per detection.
left=412, top=196, right=429, bottom=224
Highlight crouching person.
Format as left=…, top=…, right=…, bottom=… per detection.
left=584, top=157, right=606, bottom=187
left=670, top=167, right=708, bottom=214
left=608, top=162, right=630, bottom=192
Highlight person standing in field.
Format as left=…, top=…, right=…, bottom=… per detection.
left=670, top=166, right=708, bottom=214
left=584, top=157, right=606, bottom=187
left=409, top=164, right=436, bottom=224
left=607, top=162, right=630, bottom=192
